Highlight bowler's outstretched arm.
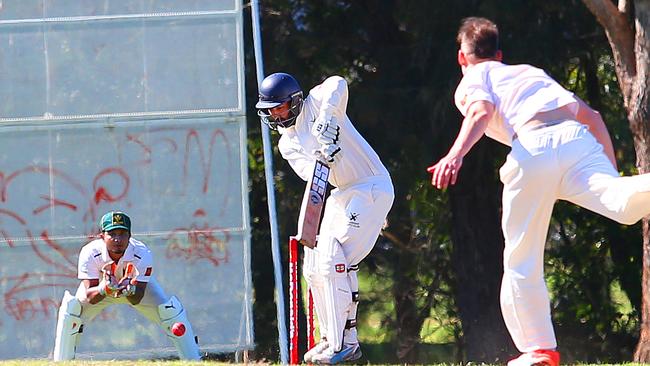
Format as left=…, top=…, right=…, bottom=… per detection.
left=427, top=100, right=495, bottom=189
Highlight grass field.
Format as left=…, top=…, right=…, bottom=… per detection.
left=0, top=362, right=211, bottom=366
left=1, top=362, right=648, bottom=366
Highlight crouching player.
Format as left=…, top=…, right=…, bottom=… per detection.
left=53, top=211, right=201, bottom=360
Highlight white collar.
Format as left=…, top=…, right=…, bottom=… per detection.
left=100, top=238, right=135, bottom=264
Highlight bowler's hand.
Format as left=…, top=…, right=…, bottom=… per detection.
left=427, top=155, right=463, bottom=190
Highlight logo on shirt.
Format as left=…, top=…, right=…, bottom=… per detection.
left=347, top=212, right=360, bottom=228
left=144, top=267, right=153, bottom=276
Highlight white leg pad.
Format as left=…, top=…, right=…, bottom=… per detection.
left=158, top=296, right=201, bottom=360
left=304, top=247, right=329, bottom=338
left=310, top=285, right=329, bottom=342
left=313, top=236, right=353, bottom=353
left=53, top=290, right=83, bottom=361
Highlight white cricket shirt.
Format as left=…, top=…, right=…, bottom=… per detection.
left=278, top=76, right=390, bottom=188
left=454, top=61, right=578, bottom=144
left=78, top=237, right=153, bottom=283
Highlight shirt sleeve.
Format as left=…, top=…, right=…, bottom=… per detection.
left=311, top=76, right=349, bottom=123
left=454, top=67, right=494, bottom=116
left=134, top=247, right=153, bottom=283
left=278, top=134, right=316, bottom=182
left=78, top=246, right=99, bottom=280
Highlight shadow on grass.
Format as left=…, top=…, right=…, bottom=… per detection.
left=361, top=342, right=458, bottom=364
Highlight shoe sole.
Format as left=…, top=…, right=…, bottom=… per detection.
left=314, top=347, right=362, bottom=364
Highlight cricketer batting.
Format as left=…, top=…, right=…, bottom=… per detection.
left=256, top=73, right=394, bottom=364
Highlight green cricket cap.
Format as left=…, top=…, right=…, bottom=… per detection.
left=100, top=211, right=131, bottom=232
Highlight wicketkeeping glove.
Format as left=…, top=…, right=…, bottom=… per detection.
left=311, top=116, right=341, bottom=145
left=116, top=262, right=139, bottom=297
left=120, top=283, right=137, bottom=297
left=98, top=278, right=120, bottom=297
left=99, top=262, right=121, bottom=297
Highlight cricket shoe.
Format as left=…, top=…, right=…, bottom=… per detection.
left=312, top=343, right=362, bottom=364
left=507, top=349, right=560, bottom=366
left=304, top=341, right=330, bottom=363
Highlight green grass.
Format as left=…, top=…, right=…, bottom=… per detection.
left=11, top=269, right=634, bottom=366
left=0, top=364, right=192, bottom=366
left=0, top=362, right=647, bottom=366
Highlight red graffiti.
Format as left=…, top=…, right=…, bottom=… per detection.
left=165, top=223, right=230, bottom=266
left=2, top=273, right=76, bottom=321
left=33, top=195, right=78, bottom=215
left=0, top=166, right=86, bottom=203
left=0, top=126, right=239, bottom=328
left=183, top=129, right=230, bottom=194
left=93, top=168, right=130, bottom=204
left=127, top=133, right=178, bottom=166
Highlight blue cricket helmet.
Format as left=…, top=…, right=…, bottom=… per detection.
left=256, top=72, right=304, bottom=129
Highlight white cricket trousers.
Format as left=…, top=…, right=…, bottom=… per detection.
left=499, top=120, right=650, bottom=352
left=302, top=175, right=394, bottom=346
left=304, top=175, right=394, bottom=270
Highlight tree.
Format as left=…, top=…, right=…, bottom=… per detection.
left=581, top=0, right=650, bottom=361
left=250, top=0, right=514, bottom=362
left=247, top=0, right=642, bottom=363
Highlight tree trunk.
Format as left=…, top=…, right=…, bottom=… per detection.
left=582, top=0, right=650, bottom=361
left=629, top=48, right=650, bottom=360
left=449, top=140, right=516, bottom=362
left=631, top=2, right=650, bottom=360
left=393, top=248, right=425, bottom=363
left=636, top=220, right=650, bottom=360
left=387, top=195, right=447, bottom=363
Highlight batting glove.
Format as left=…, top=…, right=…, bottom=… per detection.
left=311, top=116, right=340, bottom=145
left=315, top=143, right=342, bottom=165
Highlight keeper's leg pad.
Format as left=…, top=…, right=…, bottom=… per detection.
left=53, top=290, right=84, bottom=361
left=313, top=236, right=353, bottom=353
left=158, top=296, right=201, bottom=360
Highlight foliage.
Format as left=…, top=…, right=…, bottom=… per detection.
left=244, top=0, right=644, bottom=363
left=0, top=362, right=216, bottom=366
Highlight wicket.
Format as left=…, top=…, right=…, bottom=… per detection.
left=289, top=236, right=315, bottom=364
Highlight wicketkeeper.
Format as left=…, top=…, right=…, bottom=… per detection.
left=256, top=73, right=394, bottom=364
left=53, top=211, right=201, bottom=361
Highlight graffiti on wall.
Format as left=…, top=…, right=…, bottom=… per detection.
left=0, top=120, right=247, bottom=356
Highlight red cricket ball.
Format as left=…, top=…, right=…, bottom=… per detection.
left=171, top=322, right=186, bottom=336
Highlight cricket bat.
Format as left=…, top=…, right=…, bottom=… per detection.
left=295, top=159, right=330, bottom=248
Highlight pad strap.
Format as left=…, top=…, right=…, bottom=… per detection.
left=345, top=319, right=357, bottom=329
